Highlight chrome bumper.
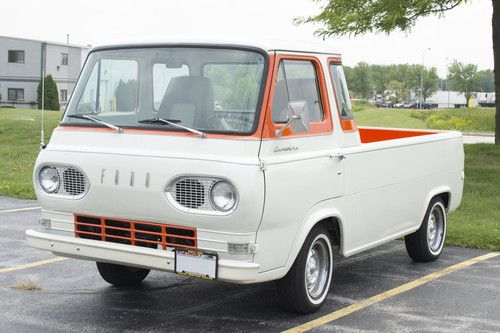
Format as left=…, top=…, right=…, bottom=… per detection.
left=26, top=229, right=260, bottom=284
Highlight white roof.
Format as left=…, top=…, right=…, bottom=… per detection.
left=91, top=36, right=341, bottom=56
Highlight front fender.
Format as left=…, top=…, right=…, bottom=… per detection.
left=283, top=198, right=346, bottom=274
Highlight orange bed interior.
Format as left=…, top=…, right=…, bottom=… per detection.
left=359, top=128, right=437, bottom=143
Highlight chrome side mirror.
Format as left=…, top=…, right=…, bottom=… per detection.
left=275, top=100, right=311, bottom=137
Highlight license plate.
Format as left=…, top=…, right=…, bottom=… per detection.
left=174, top=248, right=218, bottom=280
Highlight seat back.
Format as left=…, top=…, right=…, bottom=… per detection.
left=157, top=76, right=214, bottom=128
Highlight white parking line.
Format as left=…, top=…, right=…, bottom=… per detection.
left=0, top=257, right=67, bottom=274
left=0, top=206, right=41, bottom=214
left=283, top=252, right=500, bottom=333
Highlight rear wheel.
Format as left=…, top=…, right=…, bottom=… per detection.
left=277, top=226, right=333, bottom=314
left=96, top=262, right=150, bottom=287
left=405, top=197, right=447, bottom=262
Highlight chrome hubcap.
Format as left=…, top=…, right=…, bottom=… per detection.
left=305, top=238, right=330, bottom=300
left=427, top=205, right=445, bottom=254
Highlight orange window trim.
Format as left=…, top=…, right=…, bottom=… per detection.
left=327, top=57, right=357, bottom=133
left=261, top=54, right=334, bottom=139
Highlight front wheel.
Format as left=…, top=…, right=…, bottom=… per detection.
left=405, top=197, right=447, bottom=262
left=277, top=226, right=333, bottom=314
left=96, top=262, right=150, bottom=287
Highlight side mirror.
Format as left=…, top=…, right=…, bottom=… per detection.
left=275, top=100, right=311, bottom=137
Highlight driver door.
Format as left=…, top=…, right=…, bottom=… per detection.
left=255, top=54, right=345, bottom=272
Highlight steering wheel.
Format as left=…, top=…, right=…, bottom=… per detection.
left=208, top=113, right=253, bottom=131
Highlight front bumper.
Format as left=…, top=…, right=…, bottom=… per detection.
left=26, top=229, right=260, bottom=284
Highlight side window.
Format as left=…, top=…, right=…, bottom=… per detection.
left=271, top=59, right=324, bottom=124
left=153, top=64, right=189, bottom=110
left=330, top=63, right=353, bottom=119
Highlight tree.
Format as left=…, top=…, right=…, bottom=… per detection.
left=448, top=61, right=478, bottom=106
left=422, top=67, right=439, bottom=101
left=349, top=62, right=372, bottom=98
left=297, top=0, right=500, bottom=144
left=114, top=79, right=137, bottom=111
left=37, top=75, right=60, bottom=111
left=370, top=64, right=390, bottom=95
left=387, top=80, right=406, bottom=103
left=474, top=69, right=495, bottom=92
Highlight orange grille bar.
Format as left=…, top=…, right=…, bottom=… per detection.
left=74, top=215, right=197, bottom=250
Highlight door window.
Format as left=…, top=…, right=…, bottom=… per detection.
left=271, top=60, right=324, bottom=124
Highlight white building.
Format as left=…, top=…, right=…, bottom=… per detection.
left=0, top=35, right=90, bottom=110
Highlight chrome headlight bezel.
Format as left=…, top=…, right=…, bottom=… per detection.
left=164, top=175, right=239, bottom=215
left=35, top=164, right=90, bottom=200
left=209, top=180, right=237, bottom=212
left=38, top=166, right=60, bottom=194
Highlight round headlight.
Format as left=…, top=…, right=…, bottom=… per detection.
left=39, top=166, right=60, bottom=193
left=210, top=181, right=237, bottom=212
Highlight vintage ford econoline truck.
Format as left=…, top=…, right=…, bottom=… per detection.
left=27, top=38, right=464, bottom=314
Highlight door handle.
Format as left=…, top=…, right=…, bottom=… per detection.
left=330, top=153, right=346, bottom=175
left=330, top=153, right=346, bottom=161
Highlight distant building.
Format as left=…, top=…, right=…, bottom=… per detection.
left=0, top=35, right=90, bottom=110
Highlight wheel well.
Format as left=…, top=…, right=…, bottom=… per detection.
left=315, top=217, right=341, bottom=248
left=435, top=192, right=450, bottom=210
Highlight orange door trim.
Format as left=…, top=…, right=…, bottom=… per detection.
left=261, top=54, right=334, bottom=139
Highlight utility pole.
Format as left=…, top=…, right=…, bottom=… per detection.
left=40, top=42, right=46, bottom=150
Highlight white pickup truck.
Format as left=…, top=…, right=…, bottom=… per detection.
left=27, top=38, right=464, bottom=314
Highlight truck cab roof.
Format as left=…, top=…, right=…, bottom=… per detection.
left=90, top=36, right=342, bottom=57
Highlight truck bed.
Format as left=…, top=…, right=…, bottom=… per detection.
left=358, top=127, right=438, bottom=143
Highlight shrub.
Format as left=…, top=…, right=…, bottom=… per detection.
left=37, top=75, right=60, bottom=111
left=352, top=100, right=370, bottom=112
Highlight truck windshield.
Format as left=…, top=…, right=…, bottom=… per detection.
left=62, top=47, right=267, bottom=135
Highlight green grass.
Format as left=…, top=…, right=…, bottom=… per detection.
left=354, top=103, right=495, bottom=133
left=446, top=144, right=500, bottom=251
left=0, top=108, right=60, bottom=199
left=0, top=108, right=498, bottom=250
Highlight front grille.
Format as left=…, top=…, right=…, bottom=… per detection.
left=62, top=168, right=86, bottom=195
left=169, top=177, right=218, bottom=211
left=40, top=165, right=89, bottom=198
left=74, top=215, right=197, bottom=250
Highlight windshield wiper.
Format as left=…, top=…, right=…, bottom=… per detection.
left=67, top=114, right=123, bottom=133
left=138, top=118, right=206, bottom=138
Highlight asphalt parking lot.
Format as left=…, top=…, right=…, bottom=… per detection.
left=0, top=196, right=499, bottom=333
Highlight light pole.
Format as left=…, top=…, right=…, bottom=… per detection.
left=420, top=48, right=431, bottom=109
left=446, top=57, right=451, bottom=108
